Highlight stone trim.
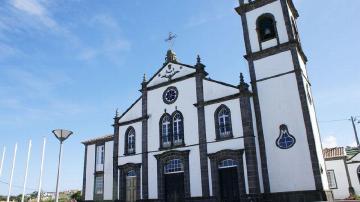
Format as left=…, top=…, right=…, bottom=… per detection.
left=235, top=0, right=277, bottom=15
left=82, top=145, right=88, bottom=201
left=194, top=92, right=253, bottom=108
left=195, top=63, right=210, bottom=197
left=203, top=78, right=238, bottom=89
left=118, top=163, right=142, bottom=201
left=239, top=88, right=261, bottom=194
left=154, top=150, right=191, bottom=200
left=113, top=116, right=120, bottom=200
left=208, top=149, right=246, bottom=202
left=146, top=72, right=198, bottom=91
left=290, top=47, right=323, bottom=190
left=254, top=70, right=296, bottom=83
left=118, top=115, right=149, bottom=126
left=82, top=135, right=114, bottom=146
left=244, top=41, right=307, bottom=63
left=236, top=7, right=271, bottom=193
left=343, top=158, right=354, bottom=195
left=141, top=82, right=149, bottom=199
left=214, top=104, right=234, bottom=140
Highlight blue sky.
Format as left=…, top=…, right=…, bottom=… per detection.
left=0, top=0, right=359, bottom=195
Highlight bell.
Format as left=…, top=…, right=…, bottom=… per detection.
left=264, top=28, right=271, bottom=36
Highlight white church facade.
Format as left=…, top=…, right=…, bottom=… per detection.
left=81, top=0, right=334, bottom=201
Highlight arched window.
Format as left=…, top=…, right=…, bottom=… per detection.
left=215, top=105, right=233, bottom=139
left=218, top=159, right=238, bottom=169
left=164, top=159, right=184, bottom=174
left=125, top=127, right=135, bottom=155
left=127, top=170, right=136, bottom=177
left=257, top=14, right=277, bottom=42
left=160, top=114, right=172, bottom=148
left=172, top=111, right=184, bottom=146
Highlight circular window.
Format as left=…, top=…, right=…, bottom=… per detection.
left=163, top=86, right=178, bottom=104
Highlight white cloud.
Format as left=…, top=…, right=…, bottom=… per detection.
left=10, top=0, right=57, bottom=29
left=322, top=135, right=338, bottom=148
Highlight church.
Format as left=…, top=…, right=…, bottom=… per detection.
left=81, top=0, right=334, bottom=201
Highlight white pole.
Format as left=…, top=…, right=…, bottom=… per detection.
left=37, top=138, right=46, bottom=202
left=21, top=140, right=32, bottom=202
left=7, top=143, right=18, bottom=202
left=55, top=142, right=63, bottom=202
left=0, top=146, right=6, bottom=177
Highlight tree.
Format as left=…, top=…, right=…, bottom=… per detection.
left=71, top=191, right=82, bottom=201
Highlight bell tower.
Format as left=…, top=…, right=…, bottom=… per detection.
left=235, top=0, right=333, bottom=201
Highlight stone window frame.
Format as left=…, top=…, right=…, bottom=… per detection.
left=214, top=104, right=234, bottom=141
left=326, top=169, right=338, bottom=189
left=256, top=13, right=280, bottom=49
left=124, top=126, right=136, bottom=156
left=208, top=149, right=246, bottom=201
left=93, top=172, right=104, bottom=201
left=154, top=150, right=191, bottom=200
left=159, top=112, right=185, bottom=150
left=118, top=163, right=142, bottom=201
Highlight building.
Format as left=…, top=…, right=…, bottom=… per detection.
left=324, top=147, right=360, bottom=200
left=82, top=0, right=334, bottom=201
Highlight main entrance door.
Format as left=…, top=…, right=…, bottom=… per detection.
left=164, top=159, right=185, bottom=202
left=218, top=159, right=240, bottom=202
left=126, top=170, right=137, bottom=202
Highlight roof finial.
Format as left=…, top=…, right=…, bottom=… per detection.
left=115, top=108, right=119, bottom=118
left=239, top=72, right=249, bottom=92
left=197, top=54, right=201, bottom=64
left=142, top=73, right=147, bottom=83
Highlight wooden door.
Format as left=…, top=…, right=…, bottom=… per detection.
left=126, top=176, right=136, bottom=202
left=164, top=172, right=185, bottom=202
left=219, top=167, right=240, bottom=202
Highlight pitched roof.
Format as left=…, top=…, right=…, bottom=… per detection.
left=82, top=134, right=114, bottom=145
left=323, top=147, right=345, bottom=159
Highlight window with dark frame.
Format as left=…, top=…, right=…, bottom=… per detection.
left=215, top=105, right=233, bottom=140
left=125, top=127, right=136, bottom=155
left=96, top=145, right=104, bottom=165
left=326, top=170, right=337, bottom=189
left=164, top=159, right=184, bottom=174
left=94, top=175, right=104, bottom=195
left=257, top=14, right=276, bottom=42
left=160, top=111, right=184, bottom=149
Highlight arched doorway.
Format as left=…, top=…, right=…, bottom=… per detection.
left=218, top=159, right=240, bottom=202
left=154, top=150, right=191, bottom=202
left=208, top=149, right=246, bottom=202
left=118, top=163, right=141, bottom=202
left=126, top=170, right=137, bottom=202
left=164, top=159, right=185, bottom=202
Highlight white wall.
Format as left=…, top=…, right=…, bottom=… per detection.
left=256, top=72, right=315, bottom=192
left=246, top=0, right=288, bottom=52
left=104, top=141, right=114, bottom=200
left=203, top=80, right=238, bottom=101
left=85, top=145, right=95, bottom=200
left=325, top=159, right=349, bottom=199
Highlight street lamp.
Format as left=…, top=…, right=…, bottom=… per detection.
left=52, top=129, right=73, bottom=202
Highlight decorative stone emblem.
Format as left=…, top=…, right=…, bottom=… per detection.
left=276, top=124, right=296, bottom=149
left=163, top=86, right=178, bottom=104
left=159, top=64, right=179, bottom=80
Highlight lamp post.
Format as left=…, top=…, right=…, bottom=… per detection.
left=52, top=129, right=73, bottom=202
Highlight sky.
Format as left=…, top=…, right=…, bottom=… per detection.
left=0, top=0, right=359, bottom=196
